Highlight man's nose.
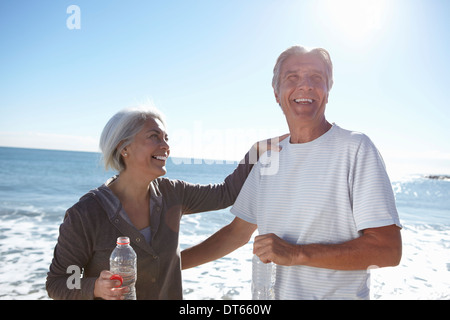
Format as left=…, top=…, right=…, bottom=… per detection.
left=297, top=76, right=313, bottom=90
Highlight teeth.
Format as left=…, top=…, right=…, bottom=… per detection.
left=153, top=155, right=167, bottom=161
left=294, top=98, right=313, bottom=104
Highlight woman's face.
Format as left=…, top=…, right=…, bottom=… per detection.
left=122, top=117, right=170, bottom=179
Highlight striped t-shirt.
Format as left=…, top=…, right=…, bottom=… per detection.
left=230, top=124, right=401, bottom=299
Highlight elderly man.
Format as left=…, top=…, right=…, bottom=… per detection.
left=181, top=45, right=402, bottom=300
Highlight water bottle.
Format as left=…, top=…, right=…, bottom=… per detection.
left=251, top=254, right=276, bottom=300
left=109, top=236, right=137, bottom=300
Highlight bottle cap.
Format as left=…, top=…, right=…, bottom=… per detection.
left=116, top=236, right=130, bottom=245
left=110, top=274, right=123, bottom=287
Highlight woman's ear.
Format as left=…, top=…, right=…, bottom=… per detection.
left=121, top=145, right=128, bottom=157
left=116, top=141, right=128, bottom=158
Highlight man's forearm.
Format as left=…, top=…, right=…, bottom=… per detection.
left=255, top=225, right=402, bottom=270
left=294, top=225, right=402, bottom=270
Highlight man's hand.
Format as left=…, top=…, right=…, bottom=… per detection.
left=253, top=233, right=298, bottom=266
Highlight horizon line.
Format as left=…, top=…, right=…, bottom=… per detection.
left=0, top=145, right=241, bottom=164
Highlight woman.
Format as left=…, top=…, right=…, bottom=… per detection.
left=46, top=106, right=285, bottom=300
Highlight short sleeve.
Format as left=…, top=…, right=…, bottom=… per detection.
left=351, top=135, right=402, bottom=231
left=230, top=163, right=261, bottom=225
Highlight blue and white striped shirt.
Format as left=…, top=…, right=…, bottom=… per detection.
left=231, top=124, right=401, bottom=299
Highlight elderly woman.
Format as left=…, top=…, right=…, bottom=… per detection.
left=46, top=106, right=284, bottom=300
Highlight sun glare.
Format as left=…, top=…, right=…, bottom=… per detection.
left=318, top=0, right=388, bottom=41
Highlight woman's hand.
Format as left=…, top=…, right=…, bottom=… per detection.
left=245, top=133, right=289, bottom=164
left=93, top=270, right=129, bottom=300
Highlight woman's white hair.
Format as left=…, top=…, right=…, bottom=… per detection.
left=272, top=45, right=334, bottom=94
left=99, top=105, right=167, bottom=172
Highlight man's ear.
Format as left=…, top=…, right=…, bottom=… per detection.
left=274, top=88, right=280, bottom=105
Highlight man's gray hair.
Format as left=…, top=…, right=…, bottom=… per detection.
left=272, top=45, right=334, bottom=94
left=99, top=105, right=167, bottom=172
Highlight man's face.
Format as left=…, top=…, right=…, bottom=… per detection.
left=274, top=53, right=330, bottom=126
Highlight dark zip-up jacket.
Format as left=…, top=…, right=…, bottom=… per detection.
left=46, top=155, right=254, bottom=299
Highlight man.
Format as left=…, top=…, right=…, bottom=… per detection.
left=181, top=45, right=402, bottom=300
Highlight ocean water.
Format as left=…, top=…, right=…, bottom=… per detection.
left=0, top=146, right=449, bottom=300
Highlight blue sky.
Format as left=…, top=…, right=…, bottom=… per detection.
left=1, top=0, right=449, bottom=178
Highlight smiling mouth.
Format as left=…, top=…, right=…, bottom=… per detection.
left=294, top=98, right=314, bottom=105
left=152, top=155, right=168, bottom=161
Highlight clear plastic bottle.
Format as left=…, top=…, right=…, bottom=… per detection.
left=251, top=254, right=276, bottom=300
left=109, top=236, right=137, bottom=300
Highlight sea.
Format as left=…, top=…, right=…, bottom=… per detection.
left=0, top=146, right=449, bottom=300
